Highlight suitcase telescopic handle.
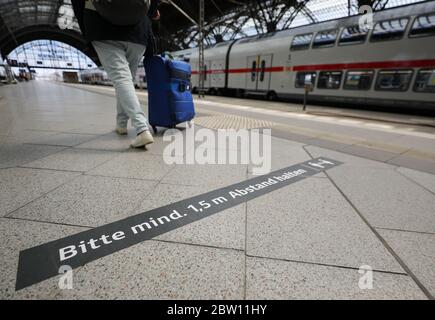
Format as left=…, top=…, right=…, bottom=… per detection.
left=162, top=51, right=174, bottom=60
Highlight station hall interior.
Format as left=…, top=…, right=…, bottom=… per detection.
left=0, top=0, right=435, bottom=300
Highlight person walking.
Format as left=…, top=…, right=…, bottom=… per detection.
left=72, top=0, right=161, bottom=148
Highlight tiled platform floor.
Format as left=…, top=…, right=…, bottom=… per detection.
left=0, top=81, right=434, bottom=300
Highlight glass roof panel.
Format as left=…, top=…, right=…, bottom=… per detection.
left=0, top=0, right=430, bottom=51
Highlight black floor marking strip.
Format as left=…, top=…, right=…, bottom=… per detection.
left=15, top=157, right=342, bottom=291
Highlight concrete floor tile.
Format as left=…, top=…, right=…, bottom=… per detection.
left=136, top=183, right=245, bottom=250
left=378, top=229, right=435, bottom=297
left=10, top=175, right=157, bottom=227
left=246, top=257, right=426, bottom=300
left=248, top=139, right=311, bottom=173
left=143, top=129, right=191, bottom=157
left=0, top=134, right=6, bottom=145
left=87, top=152, right=175, bottom=181
left=246, top=178, right=403, bottom=273
left=162, top=163, right=248, bottom=188
left=56, top=241, right=244, bottom=299
left=341, top=144, right=398, bottom=162
left=0, top=168, right=79, bottom=216
left=75, top=132, right=133, bottom=151
left=326, top=166, right=435, bottom=233
left=388, top=154, right=435, bottom=175
left=150, top=127, right=290, bottom=160
left=305, top=138, right=350, bottom=152
left=64, top=124, right=114, bottom=135
left=271, top=128, right=320, bottom=145
left=0, top=142, right=66, bottom=168
left=10, top=120, right=79, bottom=133
left=387, top=135, right=435, bottom=154
left=0, top=125, right=10, bottom=136
left=2, top=130, right=55, bottom=144
left=29, top=133, right=97, bottom=147
left=396, top=167, right=435, bottom=194
left=21, top=148, right=119, bottom=172
left=305, top=145, right=394, bottom=169
left=270, top=136, right=307, bottom=148
left=0, top=218, right=86, bottom=299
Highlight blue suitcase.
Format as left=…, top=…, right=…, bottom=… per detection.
left=144, top=55, right=195, bottom=132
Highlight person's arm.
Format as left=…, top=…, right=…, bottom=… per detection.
left=71, top=0, right=86, bottom=35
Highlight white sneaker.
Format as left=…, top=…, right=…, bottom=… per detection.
left=115, top=127, right=128, bottom=135
left=130, top=130, right=154, bottom=148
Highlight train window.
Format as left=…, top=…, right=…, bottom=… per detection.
left=313, top=30, right=338, bottom=49
left=410, top=13, right=435, bottom=38
left=317, top=71, right=342, bottom=89
left=260, top=60, right=266, bottom=82
left=343, top=71, right=374, bottom=90
left=371, top=18, right=409, bottom=42
left=414, top=69, right=435, bottom=93
left=290, top=33, right=313, bottom=51
left=375, top=70, right=413, bottom=91
left=251, top=61, right=257, bottom=82
left=339, top=25, right=369, bottom=45
left=295, top=72, right=317, bottom=88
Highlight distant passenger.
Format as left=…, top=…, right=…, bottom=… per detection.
left=72, top=0, right=161, bottom=148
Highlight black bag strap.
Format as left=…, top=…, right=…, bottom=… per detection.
left=162, top=51, right=174, bottom=60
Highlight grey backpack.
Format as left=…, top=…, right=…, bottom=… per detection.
left=92, top=0, right=151, bottom=26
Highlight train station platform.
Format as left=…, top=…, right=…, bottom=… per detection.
left=0, top=81, right=434, bottom=300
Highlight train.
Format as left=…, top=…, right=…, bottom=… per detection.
left=171, top=1, right=435, bottom=110
left=79, top=63, right=147, bottom=88
left=79, top=67, right=111, bottom=85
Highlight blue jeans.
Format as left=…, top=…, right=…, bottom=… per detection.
left=92, top=40, right=149, bottom=134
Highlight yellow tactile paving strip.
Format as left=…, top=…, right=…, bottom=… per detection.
left=194, top=114, right=278, bottom=130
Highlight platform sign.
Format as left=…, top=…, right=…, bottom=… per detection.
left=15, top=157, right=342, bottom=291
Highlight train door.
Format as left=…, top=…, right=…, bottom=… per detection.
left=257, top=54, right=273, bottom=91
left=192, top=61, right=211, bottom=90
left=192, top=62, right=199, bottom=88
left=211, top=59, right=225, bottom=88
left=203, top=60, right=212, bottom=89
left=246, top=55, right=259, bottom=91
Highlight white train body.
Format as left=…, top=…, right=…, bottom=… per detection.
left=175, top=2, right=435, bottom=109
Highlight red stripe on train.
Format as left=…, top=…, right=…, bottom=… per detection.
left=192, top=66, right=284, bottom=75
left=190, top=59, right=435, bottom=75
